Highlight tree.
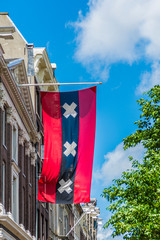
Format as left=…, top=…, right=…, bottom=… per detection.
left=102, top=85, right=160, bottom=240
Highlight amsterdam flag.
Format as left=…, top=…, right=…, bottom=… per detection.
left=38, top=86, right=96, bottom=204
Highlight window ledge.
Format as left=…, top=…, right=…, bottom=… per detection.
left=0, top=214, right=34, bottom=240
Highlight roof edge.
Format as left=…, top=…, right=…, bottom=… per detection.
left=0, top=12, right=9, bottom=15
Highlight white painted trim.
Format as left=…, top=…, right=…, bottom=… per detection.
left=0, top=215, right=34, bottom=240
left=12, top=123, right=18, bottom=164
left=0, top=227, right=16, bottom=240
left=11, top=164, right=19, bottom=224
left=0, top=204, right=5, bottom=216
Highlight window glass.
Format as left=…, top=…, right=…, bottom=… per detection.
left=12, top=165, right=19, bottom=223
left=12, top=175, right=18, bottom=221
left=2, top=161, right=5, bottom=206
left=12, top=126, right=18, bottom=163
left=2, top=108, right=6, bottom=146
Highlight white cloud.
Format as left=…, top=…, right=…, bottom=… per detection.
left=97, top=226, right=123, bottom=240
left=73, top=0, right=160, bottom=81
left=97, top=226, right=112, bottom=240
left=93, top=143, right=144, bottom=186
left=136, top=61, right=160, bottom=94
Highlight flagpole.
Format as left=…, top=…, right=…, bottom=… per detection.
left=17, top=82, right=102, bottom=87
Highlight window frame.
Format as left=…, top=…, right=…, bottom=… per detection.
left=2, top=161, right=6, bottom=207
left=11, top=164, right=19, bottom=223
left=2, top=107, right=7, bottom=147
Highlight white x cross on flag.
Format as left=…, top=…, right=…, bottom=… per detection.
left=58, top=179, right=73, bottom=194
left=64, top=141, right=77, bottom=157
left=62, top=102, right=77, bottom=118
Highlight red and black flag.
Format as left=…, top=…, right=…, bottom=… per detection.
left=38, top=86, right=96, bottom=204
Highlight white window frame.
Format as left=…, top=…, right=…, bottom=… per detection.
left=12, top=124, right=18, bottom=164
left=64, top=213, right=69, bottom=235
left=11, top=164, right=19, bottom=223
left=58, top=205, right=63, bottom=235
left=2, top=108, right=6, bottom=147
left=2, top=161, right=6, bottom=206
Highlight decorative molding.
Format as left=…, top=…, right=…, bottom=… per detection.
left=26, top=230, right=32, bottom=237
left=32, top=146, right=35, bottom=153
left=25, top=142, right=32, bottom=156
left=0, top=215, right=33, bottom=240
left=0, top=204, right=5, bottom=215
left=0, top=52, right=38, bottom=143
left=33, top=48, right=58, bottom=92
left=37, top=132, right=41, bottom=141
left=19, top=224, right=25, bottom=231
left=31, top=146, right=37, bottom=166
left=0, top=228, right=17, bottom=240
left=0, top=83, right=6, bottom=110
left=18, top=129, right=26, bottom=146
left=6, top=106, right=14, bottom=125
left=0, top=97, right=5, bottom=110
left=31, top=154, right=36, bottom=166
left=7, top=211, right=14, bottom=220
left=0, top=229, right=3, bottom=238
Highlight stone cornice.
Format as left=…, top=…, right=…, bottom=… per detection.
left=0, top=54, right=38, bottom=143
left=10, top=59, right=36, bottom=126
left=0, top=214, right=34, bottom=240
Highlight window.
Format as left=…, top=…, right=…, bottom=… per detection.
left=29, top=195, right=31, bottom=230
left=45, top=219, right=48, bottom=240
left=2, top=161, right=6, bottom=207
left=41, top=214, right=44, bottom=240
left=64, top=215, right=69, bottom=235
left=22, top=187, right=25, bottom=225
left=59, top=206, right=63, bottom=235
left=2, top=107, right=6, bottom=146
left=38, top=210, right=40, bottom=239
left=22, top=146, right=25, bottom=174
left=30, top=162, right=32, bottom=184
left=36, top=90, right=40, bottom=115
left=12, top=167, right=19, bottom=223
left=12, top=125, right=18, bottom=163
left=36, top=90, right=42, bottom=121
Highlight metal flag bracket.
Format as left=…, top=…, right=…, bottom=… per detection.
left=17, top=82, right=102, bottom=87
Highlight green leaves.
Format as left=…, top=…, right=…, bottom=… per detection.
left=102, top=85, right=160, bottom=239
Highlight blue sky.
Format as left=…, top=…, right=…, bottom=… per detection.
left=2, top=0, right=160, bottom=239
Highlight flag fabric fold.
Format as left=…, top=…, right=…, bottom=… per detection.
left=38, top=86, right=96, bottom=204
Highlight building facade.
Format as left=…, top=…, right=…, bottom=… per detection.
left=0, top=43, right=37, bottom=239
left=0, top=12, right=50, bottom=240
